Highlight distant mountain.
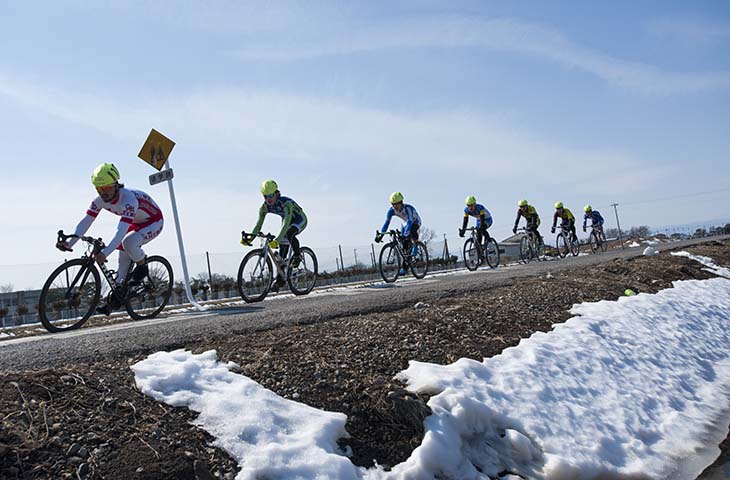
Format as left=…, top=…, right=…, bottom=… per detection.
left=650, top=218, right=730, bottom=235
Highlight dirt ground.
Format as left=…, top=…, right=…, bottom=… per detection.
left=1, top=240, right=729, bottom=479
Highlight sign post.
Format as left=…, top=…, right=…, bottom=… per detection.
left=138, top=129, right=206, bottom=311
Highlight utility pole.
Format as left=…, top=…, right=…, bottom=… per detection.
left=611, top=203, right=624, bottom=249
left=354, top=248, right=358, bottom=267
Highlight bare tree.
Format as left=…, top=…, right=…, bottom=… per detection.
left=419, top=227, right=437, bottom=247
left=0, top=283, right=13, bottom=293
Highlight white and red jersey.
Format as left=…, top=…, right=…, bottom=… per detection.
left=71, top=188, right=163, bottom=257
left=86, top=188, right=163, bottom=230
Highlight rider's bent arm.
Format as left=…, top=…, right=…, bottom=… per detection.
left=380, top=207, right=395, bottom=233
left=275, top=202, right=296, bottom=243
left=461, top=214, right=469, bottom=231
left=250, top=204, right=268, bottom=236
left=552, top=211, right=560, bottom=229
left=68, top=199, right=102, bottom=248
left=513, top=210, right=522, bottom=230
left=102, top=219, right=132, bottom=257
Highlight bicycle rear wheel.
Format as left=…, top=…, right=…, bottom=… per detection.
left=126, top=256, right=173, bottom=320
left=570, top=235, right=580, bottom=256
left=598, top=232, right=608, bottom=252
left=463, top=238, right=480, bottom=271
left=410, top=241, right=429, bottom=279
left=590, top=232, right=600, bottom=253
left=484, top=238, right=500, bottom=268
left=519, top=236, right=531, bottom=264
left=535, top=236, right=545, bottom=261
left=238, top=249, right=273, bottom=302
left=39, top=259, right=101, bottom=333
left=288, top=247, right=318, bottom=295
left=379, top=242, right=402, bottom=283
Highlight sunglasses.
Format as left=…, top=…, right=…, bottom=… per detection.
left=96, top=184, right=116, bottom=194
left=263, top=192, right=276, bottom=199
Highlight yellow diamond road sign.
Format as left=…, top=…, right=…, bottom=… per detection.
left=138, top=129, right=176, bottom=171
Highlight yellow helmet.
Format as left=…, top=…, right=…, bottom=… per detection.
left=91, top=163, right=120, bottom=187
left=518, top=199, right=528, bottom=207
left=465, top=195, right=477, bottom=206
left=260, top=179, right=278, bottom=195
left=554, top=202, right=563, bottom=209
left=584, top=204, right=592, bottom=212
left=389, top=191, right=403, bottom=204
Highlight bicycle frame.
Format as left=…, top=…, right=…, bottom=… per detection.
left=58, top=232, right=132, bottom=298
left=382, top=230, right=409, bottom=262
left=241, top=231, right=292, bottom=278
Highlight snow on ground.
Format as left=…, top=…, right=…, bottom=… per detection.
left=133, top=253, right=730, bottom=480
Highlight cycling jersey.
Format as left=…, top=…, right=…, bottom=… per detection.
left=252, top=196, right=308, bottom=242
left=463, top=204, right=493, bottom=229
left=552, top=208, right=575, bottom=229
left=71, top=188, right=163, bottom=257
left=514, top=205, right=540, bottom=229
left=381, top=204, right=421, bottom=236
left=583, top=210, right=605, bottom=228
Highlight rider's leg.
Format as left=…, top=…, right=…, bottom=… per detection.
left=124, top=220, right=163, bottom=284
left=570, top=221, right=577, bottom=241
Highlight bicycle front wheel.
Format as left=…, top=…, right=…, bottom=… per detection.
left=126, top=256, right=173, bottom=321
left=556, top=234, right=569, bottom=258
left=485, top=238, right=500, bottom=268
left=463, top=238, right=480, bottom=271
left=410, top=241, right=429, bottom=279
left=519, top=236, right=531, bottom=264
left=379, top=242, right=402, bottom=283
left=534, top=236, right=545, bottom=261
left=599, top=232, right=608, bottom=252
left=570, top=235, right=580, bottom=256
left=288, top=247, right=318, bottom=295
left=39, top=259, right=101, bottom=333
left=238, top=249, right=273, bottom=302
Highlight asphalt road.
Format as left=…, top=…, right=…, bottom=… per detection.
left=1, top=235, right=727, bottom=373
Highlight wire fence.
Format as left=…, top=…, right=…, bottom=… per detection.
left=2, top=228, right=727, bottom=330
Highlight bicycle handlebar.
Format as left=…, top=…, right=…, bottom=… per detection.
left=241, top=230, right=276, bottom=243
left=57, top=230, right=105, bottom=251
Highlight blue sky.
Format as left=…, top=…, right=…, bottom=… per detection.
left=1, top=0, right=729, bottom=268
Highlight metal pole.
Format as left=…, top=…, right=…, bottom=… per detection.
left=338, top=245, right=345, bottom=270
left=354, top=248, right=358, bottom=267
left=206, top=251, right=213, bottom=289
left=163, top=160, right=206, bottom=310
left=611, top=203, right=624, bottom=249
left=371, top=244, right=376, bottom=269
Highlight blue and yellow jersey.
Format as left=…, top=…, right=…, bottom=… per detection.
left=463, top=204, right=493, bottom=227
left=553, top=208, right=575, bottom=224
left=381, top=204, right=421, bottom=236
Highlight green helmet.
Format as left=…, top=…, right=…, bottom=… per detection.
left=389, top=191, right=403, bottom=204
left=554, top=202, right=563, bottom=209
left=91, top=163, right=120, bottom=187
left=465, top=195, right=477, bottom=206
left=518, top=199, right=528, bottom=207
left=584, top=204, right=592, bottom=212
left=260, top=179, right=278, bottom=195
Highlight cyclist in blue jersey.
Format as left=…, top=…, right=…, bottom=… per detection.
left=582, top=205, right=604, bottom=233
left=459, top=196, right=493, bottom=246
left=241, top=179, right=307, bottom=291
left=375, top=191, right=421, bottom=256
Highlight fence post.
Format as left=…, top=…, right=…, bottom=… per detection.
left=206, top=252, right=213, bottom=288
left=371, top=244, right=377, bottom=269
left=339, top=245, right=345, bottom=271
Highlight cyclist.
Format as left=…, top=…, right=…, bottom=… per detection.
left=550, top=202, right=577, bottom=241
left=512, top=199, right=543, bottom=246
left=375, top=192, right=422, bottom=257
left=583, top=205, right=605, bottom=233
left=241, top=179, right=307, bottom=291
left=56, top=163, right=164, bottom=315
left=459, top=195, right=493, bottom=249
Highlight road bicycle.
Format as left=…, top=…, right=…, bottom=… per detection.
left=516, top=227, right=545, bottom=264
left=587, top=223, right=608, bottom=253
left=39, top=231, right=173, bottom=333
left=377, top=230, right=428, bottom=283
left=555, top=223, right=580, bottom=258
left=462, top=227, right=500, bottom=271
left=238, top=231, right=318, bottom=302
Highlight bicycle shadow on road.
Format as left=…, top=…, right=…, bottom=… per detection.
left=209, top=305, right=265, bottom=316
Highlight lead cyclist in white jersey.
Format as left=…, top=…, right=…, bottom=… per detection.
left=56, top=163, right=164, bottom=314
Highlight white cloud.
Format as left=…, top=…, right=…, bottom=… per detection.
left=232, top=16, right=730, bottom=94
